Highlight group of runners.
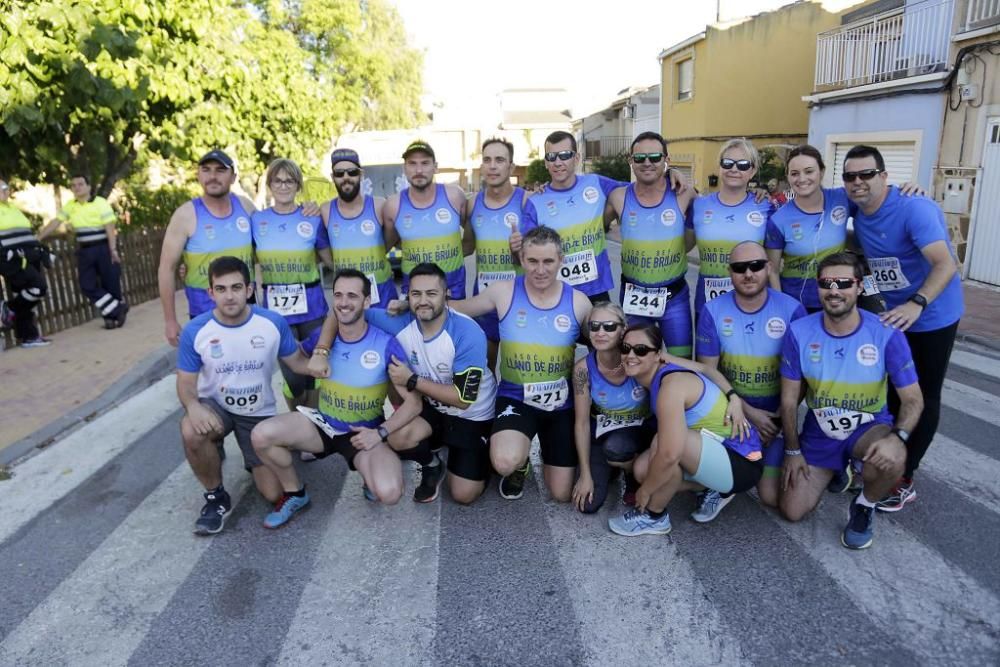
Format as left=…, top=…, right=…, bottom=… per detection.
left=161, top=130, right=963, bottom=551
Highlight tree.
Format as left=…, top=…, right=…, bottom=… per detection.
left=525, top=159, right=550, bottom=187
left=756, top=147, right=785, bottom=189
left=590, top=152, right=631, bottom=182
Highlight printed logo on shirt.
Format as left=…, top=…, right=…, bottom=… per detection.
left=791, top=222, right=804, bottom=241
left=210, top=338, right=223, bottom=359
left=360, top=349, right=382, bottom=369
left=402, top=214, right=413, bottom=229
left=808, top=342, right=822, bottom=364
left=236, top=217, right=251, bottom=233
left=627, top=210, right=638, bottom=227
left=250, top=335, right=266, bottom=349
left=409, top=350, right=420, bottom=367
left=474, top=214, right=485, bottom=228
left=703, top=210, right=714, bottom=224
left=747, top=210, right=765, bottom=227
left=205, top=223, right=216, bottom=240
left=766, top=318, right=787, bottom=339
left=330, top=222, right=340, bottom=237
left=504, top=212, right=519, bottom=229
left=516, top=309, right=528, bottom=328
left=631, top=386, right=647, bottom=401
left=661, top=209, right=677, bottom=226
left=582, top=187, right=599, bottom=204
left=360, top=219, right=376, bottom=236
left=831, top=206, right=848, bottom=225
left=553, top=314, right=572, bottom=333
left=258, top=220, right=269, bottom=237
left=721, top=316, right=734, bottom=337
left=435, top=208, right=452, bottom=224
left=435, top=362, right=450, bottom=374
left=296, top=221, right=313, bottom=238
left=857, top=344, right=879, bottom=367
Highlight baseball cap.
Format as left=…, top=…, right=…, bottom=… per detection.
left=402, top=140, right=435, bottom=160
left=330, top=148, right=362, bottom=168
left=198, top=149, right=234, bottom=170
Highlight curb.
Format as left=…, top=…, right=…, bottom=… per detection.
left=955, top=333, right=1000, bottom=357
left=0, top=345, right=178, bottom=468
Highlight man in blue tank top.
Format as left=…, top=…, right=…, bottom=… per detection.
left=779, top=251, right=923, bottom=549
left=383, top=141, right=472, bottom=299
left=844, top=145, right=964, bottom=513
left=696, top=241, right=806, bottom=521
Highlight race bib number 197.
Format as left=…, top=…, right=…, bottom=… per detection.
left=524, top=378, right=569, bottom=411
left=813, top=406, right=875, bottom=440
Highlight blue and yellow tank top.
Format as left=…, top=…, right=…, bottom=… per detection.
left=620, top=184, right=687, bottom=286
left=327, top=196, right=397, bottom=307
left=251, top=206, right=327, bottom=325
left=395, top=184, right=464, bottom=297
left=470, top=188, right=524, bottom=295
left=184, top=195, right=254, bottom=316
left=498, top=276, right=579, bottom=411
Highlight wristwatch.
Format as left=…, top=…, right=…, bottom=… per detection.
left=377, top=425, right=390, bottom=442
left=891, top=427, right=910, bottom=443
left=406, top=373, right=419, bottom=392
left=908, top=293, right=928, bottom=309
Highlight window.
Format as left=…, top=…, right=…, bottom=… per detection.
left=676, top=58, right=693, bottom=101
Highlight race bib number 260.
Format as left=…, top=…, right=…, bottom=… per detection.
left=868, top=257, right=911, bottom=292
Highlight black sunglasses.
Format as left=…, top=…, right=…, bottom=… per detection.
left=720, top=158, right=753, bottom=172
left=333, top=168, right=361, bottom=178
left=729, top=259, right=768, bottom=274
left=619, top=342, right=657, bottom=357
left=632, top=153, right=664, bottom=164
left=842, top=169, right=882, bottom=183
left=817, top=277, right=859, bottom=290
left=588, top=321, right=622, bottom=333
left=544, top=150, right=576, bottom=162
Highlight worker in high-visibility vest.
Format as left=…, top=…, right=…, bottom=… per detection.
left=0, top=178, right=52, bottom=347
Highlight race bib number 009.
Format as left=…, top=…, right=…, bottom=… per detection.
left=524, top=378, right=569, bottom=412
left=222, top=390, right=261, bottom=416
left=813, top=406, right=875, bottom=440
left=623, top=283, right=670, bottom=318
left=478, top=270, right=516, bottom=293
left=268, top=283, right=307, bottom=316
left=867, top=257, right=910, bottom=292
left=560, top=250, right=597, bottom=286
left=595, top=413, right=644, bottom=438
left=704, top=277, right=733, bottom=303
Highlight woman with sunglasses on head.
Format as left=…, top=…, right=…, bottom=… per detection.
left=608, top=323, right=763, bottom=537
left=687, top=138, right=775, bottom=323
left=251, top=158, right=330, bottom=410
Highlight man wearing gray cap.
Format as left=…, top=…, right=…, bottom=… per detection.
left=383, top=140, right=472, bottom=298
left=319, top=148, right=398, bottom=308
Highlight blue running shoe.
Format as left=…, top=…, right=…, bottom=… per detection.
left=608, top=508, right=672, bottom=537
left=842, top=496, right=875, bottom=550
left=362, top=484, right=377, bottom=502
left=827, top=464, right=854, bottom=494
left=263, top=492, right=310, bottom=529
left=691, top=490, right=735, bottom=523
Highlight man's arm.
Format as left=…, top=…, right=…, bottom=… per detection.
left=571, top=358, right=594, bottom=511
left=280, top=348, right=314, bottom=377
left=381, top=195, right=400, bottom=249
left=461, top=194, right=476, bottom=257
left=37, top=211, right=67, bottom=241
left=306, top=309, right=339, bottom=378
left=157, top=203, right=194, bottom=346
left=448, top=282, right=504, bottom=318
left=176, top=369, right=222, bottom=435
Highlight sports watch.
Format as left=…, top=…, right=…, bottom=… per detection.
left=891, top=427, right=910, bottom=443
left=377, top=425, right=390, bottom=442
left=908, top=293, right=928, bottom=309
left=406, top=373, right=419, bottom=392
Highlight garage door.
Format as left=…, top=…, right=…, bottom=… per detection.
left=830, top=141, right=916, bottom=186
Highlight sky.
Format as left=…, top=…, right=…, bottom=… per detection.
left=390, top=0, right=859, bottom=120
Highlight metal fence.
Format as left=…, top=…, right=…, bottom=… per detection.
left=963, top=0, right=1000, bottom=31
left=2, top=226, right=165, bottom=347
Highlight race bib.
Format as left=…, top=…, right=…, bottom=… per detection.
left=296, top=406, right=348, bottom=438
left=524, top=378, right=569, bottom=411
left=704, top=277, right=733, bottom=302
left=861, top=274, right=882, bottom=296
left=367, top=273, right=380, bottom=305
left=868, top=257, right=911, bottom=292
left=478, top=270, right=516, bottom=293
left=268, top=283, right=307, bottom=316
left=559, top=249, right=597, bottom=286
left=813, top=406, right=875, bottom=440
left=623, top=283, right=670, bottom=318
left=595, top=413, right=644, bottom=438
left=220, top=389, right=262, bottom=416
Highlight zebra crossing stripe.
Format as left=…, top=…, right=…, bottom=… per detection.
left=949, top=349, right=1000, bottom=381
left=922, top=434, right=1000, bottom=516
left=942, top=378, right=1000, bottom=428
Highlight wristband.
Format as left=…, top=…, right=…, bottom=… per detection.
left=377, top=425, right=390, bottom=442
left=406, top=373, right=419, bottom=392
left=725, top=388, right=738, bottom=401
left=312, top=347, right=329, bottom=357
left=784, top=448, right=802, bottom=457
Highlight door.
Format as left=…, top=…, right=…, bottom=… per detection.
left=967, top=117, right=1000, bottom=285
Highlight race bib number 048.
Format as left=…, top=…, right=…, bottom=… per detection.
left=868, top=257, right=911, bottom=292
left=524, top=378, right=569, bottom=411
left=704, top=277, right=733, bottom=303
left=268, top=283, right=307, bottom=316
left=813, top=406, right=875, bottom=440
left=560, top=249, right=597, bottom=286
left=623, top=283, right=670, bottom=318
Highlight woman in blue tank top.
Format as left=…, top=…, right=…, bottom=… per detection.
left=571, top=302, right=656, bottom=514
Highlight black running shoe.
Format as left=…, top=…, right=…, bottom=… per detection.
left=499, top=460, right=530, bottom=500
left=414, top=453, right=445, bottom=503
left=194, top=489, right=232, bottom=536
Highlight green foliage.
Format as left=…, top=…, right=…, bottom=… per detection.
left=590, top=152, right=631, bottom=183
left=756, top=148, right=785, bottom=188
left=525, top=159, right=550, bottom=187
left=0, top=0, right=424, bottom=197
left=115, top=182, right=197, bottom=230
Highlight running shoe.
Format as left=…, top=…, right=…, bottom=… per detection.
left=300, top=451, right=317, bottom=462
left=0, top=300, right=14, bottom=329
left=21, top=337, right=52, bottom=348
left=827, top=464, right=854, bottom=494
left=842, top=497, right=875, bottom=549
left=115, top=301, right=130, bottom=328
left=413, top=453, right=445, bottom=503
left=608, top=508, right=672, bottom=537
left=498, top=460, right=530, bottom=500
left=876, top=477, right=916, bottom=513
left=691, top=490, right=735, bottom=523
left=194, top=489, right=232, bottom=536
left=362, top=484, right=377, bottom=502
left=621, top=474, right=639, bottom=507
left=263, top=492, right=310, bottom=529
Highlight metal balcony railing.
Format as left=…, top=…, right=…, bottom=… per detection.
left=583, top=136, right=631, bottom=160
left=814, top=0, right=954, bottom=90
left=963, top=0, right=1000, bottom=31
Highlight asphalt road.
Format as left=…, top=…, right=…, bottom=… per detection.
left=2, top=242, right=999, bottom=666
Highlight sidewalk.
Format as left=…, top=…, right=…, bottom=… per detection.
left=0, top=293, right=185, bottom=464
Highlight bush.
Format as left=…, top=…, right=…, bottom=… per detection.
left=115, top=183, right=197, bottom=230
left=590, top=152, right=631, bottom=183
left=525, top=158, right=551, bottom=187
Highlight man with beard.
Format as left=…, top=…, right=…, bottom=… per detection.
left=320, top=148, right=398, bottom=308
left=779, top=251, right=923, bottom=549
left=695, top=241, right=806, bottom=521
left=383, top=140, right=472, bottom=298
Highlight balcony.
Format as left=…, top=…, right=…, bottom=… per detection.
left=962, top=0, right=1000, bottom=32
left=583, top=136, right=631, bottom=160
left=814, top=0, right=954, bottom=90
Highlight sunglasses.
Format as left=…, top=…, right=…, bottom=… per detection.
left=720, top=158, right=753, bottom=172
left=729, top=259, right=768, bottom=274
left=619, top=342, right=657, bottom=357
left=544, top=150, right=576, bottom=162
left=817, top=277, right=859, bottom=290
left=632, top=153, right=664, bottom=164
left=333, top=168, right=361, bottom=178
left=841, top=169, right=882, bottom=183
left=588, top=321, right=622, bottom=333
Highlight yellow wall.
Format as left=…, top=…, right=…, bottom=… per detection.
left=660, top=1, right=867, bottom=190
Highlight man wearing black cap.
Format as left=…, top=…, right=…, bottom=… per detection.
left=319, top=148, right=399, bottom=308
left=383, top=140, right=473, bottom=299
